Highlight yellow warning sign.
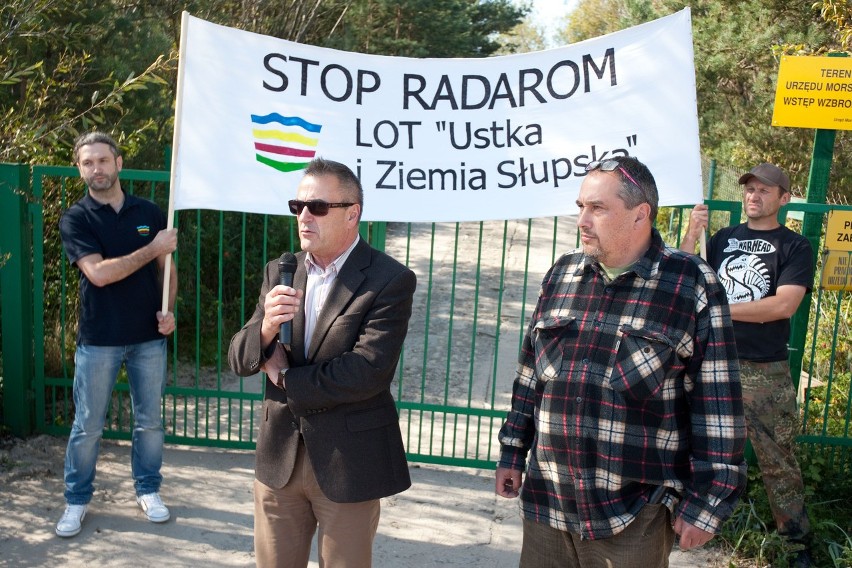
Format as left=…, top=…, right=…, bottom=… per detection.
left=825, top=210, right=852, bottom=252
left=821, top=250, right=852, bottom=291
left=772, top=56, right=852, bottom=130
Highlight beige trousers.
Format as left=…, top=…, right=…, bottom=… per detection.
left=253, top=440, right=380, bottom=568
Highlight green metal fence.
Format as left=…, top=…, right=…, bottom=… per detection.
left=2, top=161, right=851, bottom=471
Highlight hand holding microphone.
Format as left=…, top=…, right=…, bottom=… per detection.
left=260, top=252, right=301, bottom=348
left=277, top=252, right=298, bottom=347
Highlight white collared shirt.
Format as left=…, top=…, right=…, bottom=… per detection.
left=303, top=236, right=360, bottom=356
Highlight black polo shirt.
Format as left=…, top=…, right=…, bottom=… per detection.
left=59, top=191, right=168, bottom=346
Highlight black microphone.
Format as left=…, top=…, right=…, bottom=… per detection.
left=277, top=252, right=298, bottom=346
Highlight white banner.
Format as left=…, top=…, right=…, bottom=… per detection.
left=173, top=9, right=702, bottom=222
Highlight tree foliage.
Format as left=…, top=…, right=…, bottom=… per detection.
left=814, top=0, right=852, bottom=50
left=320, top=0, right=518, bottom=56
left=558, top=0, right=852, bottom=202
left=494, top=5, right=549, bottom=55
left=1, top=0, right=526, bottom=168
left=1, top=0, right=174, bottom=165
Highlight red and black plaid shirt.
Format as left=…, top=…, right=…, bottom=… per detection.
left=498, top=230, right=747, bottom=539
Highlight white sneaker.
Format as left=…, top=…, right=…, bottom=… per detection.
left=56, top=504, right=87, bottom=537
left=136, top=492, right=170, bottom=523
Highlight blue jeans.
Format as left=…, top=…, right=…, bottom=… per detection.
left=63, top=339, right=167, bottom=505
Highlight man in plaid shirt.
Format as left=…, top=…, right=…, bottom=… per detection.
left=496, top=156, right=747, bottom=567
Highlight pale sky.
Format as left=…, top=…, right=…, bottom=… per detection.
left=530, top=0, right=576, bottom=22
left=526, top=0, right=578, bottom=44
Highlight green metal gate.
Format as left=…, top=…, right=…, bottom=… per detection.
left=2, top=162, right=852, bottom=470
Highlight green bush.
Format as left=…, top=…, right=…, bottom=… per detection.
left=719, top=454, right=852, bottom=567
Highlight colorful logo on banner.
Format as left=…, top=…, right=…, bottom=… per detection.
left=251, top=113, right=322, bottom=173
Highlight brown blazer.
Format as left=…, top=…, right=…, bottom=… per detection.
left=228, top=239, right=415, bottom=502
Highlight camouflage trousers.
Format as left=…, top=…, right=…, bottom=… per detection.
left=740, top=359, right=810, bottom=541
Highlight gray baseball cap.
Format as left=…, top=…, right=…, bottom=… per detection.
left=738, top=163, right=790, bottom=193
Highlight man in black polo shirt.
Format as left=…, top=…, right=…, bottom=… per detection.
left=55, top=132, right=178, bottom=538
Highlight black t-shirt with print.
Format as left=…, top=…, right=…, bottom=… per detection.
left=707, top=223, right=813, bottom=362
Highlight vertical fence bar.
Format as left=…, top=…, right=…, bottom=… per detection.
left=706, top=159, right=717, bottom=200
left=465, top=222, right=485, bottom=456
left=217, top=210, right=225, bottom=441
left=58, top=177, right=70, bottom=379
left=483, top=221, right=510, bottom=460
left=801, top=286, right=825, bottom=434
left=440, top=223, right=461, bottom=457
left=518, top=219, right=534, bottom=352
left=194, top=210, right=202, bottom=438
left=169, top=197, right=179, bottom=439
left=796, top=128, right=835, bottom=391
left=418, top=223, right=437, bottom=454
left=396, top=223, right=413, bottom=402
left=0, top=163, right=35, bottom=436
left=32, top=170, right=48, bottom=430
left=239, top=213, right=248, bottom=440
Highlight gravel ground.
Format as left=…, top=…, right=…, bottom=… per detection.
left=0, top=434, right=728, bottom=567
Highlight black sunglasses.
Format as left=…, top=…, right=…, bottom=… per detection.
left=288, top=199, right=354, bottom=216
left=585, top=159, right=640, bottom=188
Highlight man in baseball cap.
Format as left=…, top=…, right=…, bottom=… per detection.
left=738, top=162, right=791, bottom=194
left=680, top=163, right=816, bottom=567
